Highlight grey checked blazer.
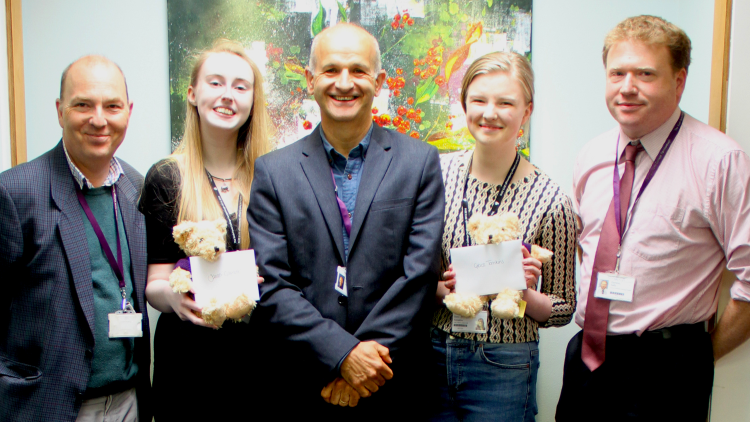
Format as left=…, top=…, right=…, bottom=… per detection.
left=0, top=142, right=151, bottom=422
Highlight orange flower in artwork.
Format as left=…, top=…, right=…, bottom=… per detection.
left=379, top=114, right=391, bottom=126
left=407, top=97, right=414, bottom=105
left=394, top=13, right=401, bottom=21
left=391, top=21, right=399, bottom=30
left=410, top=131, right=420, bottom=139
left=406, top=108, right=416, bottom=119
left=303, top=120, right=312, bottom=130
left=435, top=76, right=446, bottom=86
left=402, top=13, right=410, bottom=21
left=372, top=107, right=378, bottom=114
left=393, top=89, right=401, bottom=97
left=393, top=116, right=404, bottom=126
left=413, top=68, right=421, bottom=77
left=397, top=126, right=407, bottom=134
left=421, top=73, right=429, bottom=80
left=414, top=115, right=422, bottom=124
left=396, top=77, right=405, bottom=88
left=396, top=68, right=403, bottom=75
left=407, top=18, right=414, bottom=26
left=397, top=106, right=407, bottom=116
left=445, top=122, right=453, bottom=130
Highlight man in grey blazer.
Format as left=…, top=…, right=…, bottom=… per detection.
left=0, top=56, right=150, bottom=421
left=248, top=24, right=444, bottom=419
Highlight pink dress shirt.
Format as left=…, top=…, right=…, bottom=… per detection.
left=573, top=108, right=750, bottom=335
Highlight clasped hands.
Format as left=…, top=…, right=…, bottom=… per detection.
left=320, top=340, right=393, bottom=407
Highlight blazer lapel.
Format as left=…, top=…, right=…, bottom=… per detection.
left=115, top=170, right=147, bottom=313
left=49, top=142, right=96, bottom=337
left=349, top=125, right=393, bottom=249
left=299, top=127, right=346, bottom=264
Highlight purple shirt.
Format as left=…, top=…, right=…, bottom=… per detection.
left=573, top=108, right=750, bottom=335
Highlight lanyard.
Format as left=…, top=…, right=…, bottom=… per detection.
left=461, top=152, right=520, bottom=247
left=74, top=182, right=128, bottom=310
left=613, top=111, right=684, bottom=243
left=206, top=170, right=242, bottom=251
left=330, top=169, right=352, bottom=237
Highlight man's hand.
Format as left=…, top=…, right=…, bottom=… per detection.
left=321, top=377, right=360, bottom=407
left=340, top=341, right=393, bottom=397
left=712, top=299, right=750, bottom=361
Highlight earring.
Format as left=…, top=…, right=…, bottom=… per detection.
left=515, top=128, right=527, bottom=152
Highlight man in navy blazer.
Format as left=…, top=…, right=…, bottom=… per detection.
left=0, top=56, right=150, bottom=421
left=248, top=24, right=444, bottom=419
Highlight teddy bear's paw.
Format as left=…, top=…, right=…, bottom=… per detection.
left=444, top=292, right=484, bottom=318
left=168, top=268, right=193, bottom=293
left=202, top=298, right=227, bottom=328
left=530, top=245, right=554, bottom=264
left=225, top=293, right=257, bottom=320
left=490, top=289, right=522, bottom=319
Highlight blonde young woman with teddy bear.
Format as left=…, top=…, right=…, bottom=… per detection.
left=138, top=40, right=273, bottom=420
left=430, top=51, right=577, bottom=421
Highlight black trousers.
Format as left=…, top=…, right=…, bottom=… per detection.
left=556, top=326, right=714, bottom=422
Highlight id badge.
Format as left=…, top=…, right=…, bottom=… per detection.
left=452, top=310, right=488, bottom=333
left=334, top=266, right=347, bottom=297
left=108, top=311, right=143, bottom=338
left=594, top=272, right=635, bottom=302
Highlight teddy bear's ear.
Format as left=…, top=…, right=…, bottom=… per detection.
left=173, top=221, right=196, bottom=246
left=213, top=218, right=227, bottom=235
left=467, top=214, right=481, bottom=234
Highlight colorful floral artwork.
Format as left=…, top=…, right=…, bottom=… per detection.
left=168, top=0, right=532, bottom=155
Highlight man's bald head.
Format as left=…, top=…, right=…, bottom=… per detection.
left=59, top=55, right=129, bottom=101
left=308, top=24, right=382, bottom=74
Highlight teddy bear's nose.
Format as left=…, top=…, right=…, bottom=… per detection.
left=214, top=246, right=220, bottom=253
left=488, top=234, right=493, bottom=241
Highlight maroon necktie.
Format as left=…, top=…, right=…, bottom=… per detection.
left=581, top=143, right=640, bottom=371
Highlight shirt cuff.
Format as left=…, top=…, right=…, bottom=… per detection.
left=730, top=280, right=750, bottom=302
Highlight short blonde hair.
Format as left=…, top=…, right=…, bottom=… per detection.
left=460, top=51, right=534, bottom=112
left=603, top=15, right=691, bottom=73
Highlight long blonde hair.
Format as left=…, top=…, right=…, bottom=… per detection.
left=165, top=39, right=274, bottom=249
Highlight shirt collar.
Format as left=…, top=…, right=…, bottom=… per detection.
left=321, top=124, right=373, bottom=165
left=63, top=140, right=123, bottom=190
left=617, top=107, right=682, bottom=162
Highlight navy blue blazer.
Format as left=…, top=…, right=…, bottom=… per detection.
left=0, top=142, right=151, bottom=421
left=248, top=124, right=444, bottom=390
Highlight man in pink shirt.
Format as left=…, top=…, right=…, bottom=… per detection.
left=556, top=15, right=750, bottom=422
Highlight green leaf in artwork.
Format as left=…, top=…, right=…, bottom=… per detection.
left=290, top=46, right=301, bottom=55
left=336, top=0, right=347, bottom=22
left=311, top=0, right=326, bottom=36
left=487, top=0, right=493, bottom=7
left=416, top=82, right=439, bottom=105
left=415, top=78, right=436, bottom=100
left=439, top=10, right=451, bottom=22
left=482, top=7, right=486, bottom=16
left=449, top=2, right=459, bottom=14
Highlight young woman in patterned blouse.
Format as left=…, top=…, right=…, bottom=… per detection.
left=430, top=51, right=577, bottom=421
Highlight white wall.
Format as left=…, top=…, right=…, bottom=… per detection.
left=530, top=1, right=714, bottom=420
left=21, top=0, right=171, bottom=176
left=0, top=3, right=11, bottom=171
left=710, top=1, right=750, bottom=421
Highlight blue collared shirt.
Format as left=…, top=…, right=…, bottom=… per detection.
left=321, top=125, right=373, bottom=260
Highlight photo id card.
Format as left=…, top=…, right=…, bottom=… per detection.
left=335, top=266, right=347, bottom=297
left=452, top=311, right=489, bottom=334
left=594, top=272, right=635, bottom=302
left=108, top=312, right=143, bottom=338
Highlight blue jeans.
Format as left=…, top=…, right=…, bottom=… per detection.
left=430, top=327, right=539, bottom=422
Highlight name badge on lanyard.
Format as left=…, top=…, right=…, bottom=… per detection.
left=75, top=182, right=142, bottom=338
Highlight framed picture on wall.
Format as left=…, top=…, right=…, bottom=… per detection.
left=168, top=0, right=532, bottom=155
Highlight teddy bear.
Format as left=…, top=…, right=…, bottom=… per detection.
left=444, top=212, right=553, bottom=320
left=168, top=218, right=256, bottom=328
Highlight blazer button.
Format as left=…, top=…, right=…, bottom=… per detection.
left=338, top=296, right=347, bottom=306
left=347, top=174, right=352, bottom=180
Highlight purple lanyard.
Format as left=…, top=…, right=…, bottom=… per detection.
left=613, top=111, right=684, bottom=241
left=331, top=169, right=352, bottom=237
left=74, top=182, right=128, bottom=309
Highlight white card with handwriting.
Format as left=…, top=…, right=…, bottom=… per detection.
left=450, top=240, right=526, bottom=295
left=189, top=250, right=260, bottom=307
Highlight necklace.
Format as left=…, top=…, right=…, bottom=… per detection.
left=205, top=169, right=233, bottom=193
